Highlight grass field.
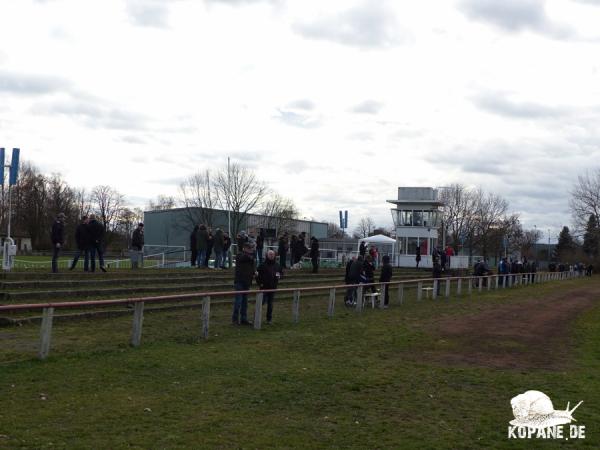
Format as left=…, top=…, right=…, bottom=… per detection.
left=1, top=277, right=599, bottom=449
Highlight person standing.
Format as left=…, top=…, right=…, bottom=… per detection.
left=309, top=236, right=319, bottom=273
left=278, top=232, right=289, bottom=268
left=415, top=244, right=421, bottom=269
left=256, top=249, right=283, bottom=325
left=213, top=228, right=224, bottom=269
left=51, top=212, right=66, bottom=273
left=346, top=255, right=363, bottom=306
left=223, top=231, right=232, bottom=268
left=445, top=245, right=454, bottom=269
left=359, top=241, right=367, bottom=257
left=70, top=215, right=90, bottom=271
left=197, top=224, right=209, bottom=267
left=190, top=225, right=199, bottom=267
left=379, top=255, right=393, bottom=307
left=232, top=242, right=256, bottom=325
left=131, top=222, right=144, bottom=269
left=88, top=214, right=107, bottom=272
left=204, top=229, right=214, bottom=267
left=256, top=229, right=265, bottom=264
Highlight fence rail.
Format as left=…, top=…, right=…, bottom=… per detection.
left=0, top=270, right=584, bottom=360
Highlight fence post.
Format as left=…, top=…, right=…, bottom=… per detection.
left=130, top=301, right=145, bottom=347
left=254, top=293, right=263, bottom=330
left=398, top=283, right=404, bottom=305
left=327, top=288, right=336, bottom=317
left=432, top=280, right=438, bottom=300
left=445, top=279, right=450, bottom=298
left=468, top=278, right=473, bottom=296
left=487, top=276, right=492, bottom=291
left=39, top=307, right=54, bottom=360
left=201, top=296, right=211, bottom=340
left=379, top=283, right=386, bottom=309
left=292, top=290, right=300, bottom=323
left=478, top=277, right=483, bottom=293
left=457, top=278, right=462, bottom=296
left=356, top=286, right=364, bottom=312
left=417, top=281, right=423, bottom=301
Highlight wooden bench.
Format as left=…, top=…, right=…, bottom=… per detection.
left=363, top=291, right=380, bottom=309
left=421, top=286, right=434, bottom=299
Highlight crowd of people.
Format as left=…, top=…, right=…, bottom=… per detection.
left=51, top=212, right=113, bottom=273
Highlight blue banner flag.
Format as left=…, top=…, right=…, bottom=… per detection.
left=9, top=148, right=19, bottom=186
left=344, top=210, right=348, bottom=229
left=339, top=210, right=343, bottom=228
left=0, top=148, right=4, bottom=185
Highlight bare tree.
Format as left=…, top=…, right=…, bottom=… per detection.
left=147, top=195, right=176, bottom=211
left=353, top=217, right=376, bottom=238
left=214, top=162, right=268, bottom=236
left=74, top=187, right=92, bottom=219
left=439, top=184, right=477, bottom=252
left=570, top=170, right=600, bottom=232
left=178, top=170, right=217, bottom=229
left=472, top=188, right=509, bottom=258
left=258, top=194, right=299, bottom=235
left=90, top=185, right=125, bottom=232
left=327, top=222, right=346, bottom=238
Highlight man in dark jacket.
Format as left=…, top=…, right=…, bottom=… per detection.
left=204, top=229, right=214, bottom=267
left=51, top=212, right=66, bottom=273
left=359, top=241, right=367, bottom=257
left=232, top=242, right=256, bottom=325
left=131, top=222, right=144, bottom=269
left=223, top=231, right=232, bottom=268
left=70, top=215, right=90, bottom=271
left=278, top=232, right=289, bottom=268
left=88, top=214, right=107, bottom=272
left=309, top=236, right=319, bottom=273
left=345, top=255, right=364, bottom=306
left=379, top=255, right=393, bottom=306
left=197, top=224, right=209, bottom=267
left=256, top=249, right=283, bottom=324
left=213, top=228, right=224, bottom=269
left=256, top=229, right=265, bottom=264
left=190, top=225, right=199, bottom=266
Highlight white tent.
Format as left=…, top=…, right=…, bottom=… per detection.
left=357, top=235, right=397, bottom=261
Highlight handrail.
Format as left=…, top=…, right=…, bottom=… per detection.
left=0, top=271, right=570, bottom=313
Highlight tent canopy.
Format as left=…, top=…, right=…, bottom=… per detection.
left=358, top=234, right=396, bottom=245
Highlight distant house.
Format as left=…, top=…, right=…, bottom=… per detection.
left=1, top=235, right=32, bottom=253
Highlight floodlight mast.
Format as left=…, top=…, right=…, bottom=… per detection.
left=2, top=148, right=20, bottom=271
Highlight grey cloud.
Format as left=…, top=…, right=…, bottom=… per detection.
left=348, top=131, right=374, bottom=141
left=205, top=0, right=279, bottom=4
left=283, top=160, right=310, bottom=174
left=34, top=97, right=147, bottom=130
left=293, top=2, right=406, bottom=48
left=274, top=109, right=321, bottom=129
left=126, top=0, right=170, bottom=28
left=0, top=71, right=70, bottom=96
left=460, top=0, right=574, bottom=39
left=472, top=91, right=566, bottom=119
left=120, top=136, right=147, bottom=145
left=350, top=100, right=384, bottom=114
left=286, top=99, right=316, bottom=111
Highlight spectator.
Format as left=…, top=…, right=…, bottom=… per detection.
left=362, top=254, right=376, bottom=294
left=344, top=256, right=356, bottom=304
left=130, top=222, right=144, bottom=269
left=190, top=225, right=199, bottom=267
left=70, top=215, right=90, bottom=271
left=232, top=242, right=256, bottom=326
left=197, top=224, right=209, bottom=267
left=278, top=232, right=289, bottom=268
left=51, top=212, right=66, bottom=273
left=309, top=236, right=319, bottom=273
left=415, top=244, right=421, bottom=269
left=236, top=230, right=248, bottom=255
left=222, top=231, right=232, bottom=268
left=88, top=214, right=107, bottom=272
left=346, top=255, right=363, bottom=306
left=290, top=235, right=298, bottom=266
left=256, top=249, right=283, bottom=325
left=445, top=245, right=454, bottom=268
left=213, top=228, right=224, bottom=269
left=256, top=229, right=265, bottom=264
left=204, top=228, right=214, bottom=267
left=359, top=241, right=367, bottom=257
left=379, top=255, right=393, bottom=307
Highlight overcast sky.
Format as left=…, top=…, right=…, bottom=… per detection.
left=2, top=0, right=600, bottom=241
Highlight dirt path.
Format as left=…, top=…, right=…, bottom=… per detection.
left=421, top=286, right=600, bottom=370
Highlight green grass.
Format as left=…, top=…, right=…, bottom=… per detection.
left=1, top=279, right=599, bottom=448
